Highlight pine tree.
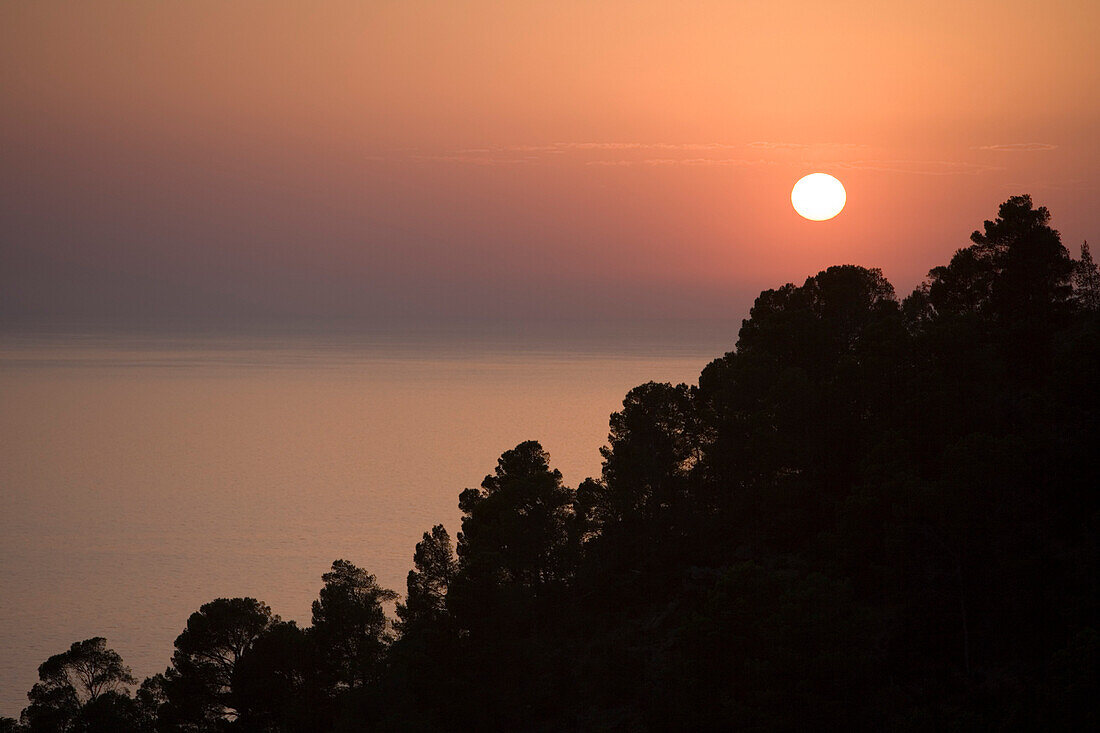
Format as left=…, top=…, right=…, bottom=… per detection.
left=1072, top=241, right=1100, bottom=311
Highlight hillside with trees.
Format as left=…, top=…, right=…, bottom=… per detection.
left=4, top=196, right=1097, bottom=731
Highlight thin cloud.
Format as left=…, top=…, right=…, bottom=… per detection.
left=586, top=158, right=774, bottom=167
left=976, top=143, right=1057, bottom=152
left=436, top=141, right=864, bottom=167
left=563, top=142, right=740, bottom=151
left=748, top=142, right=807, bottom=150
left=748, top=141, right=865, bottom=150
left=412, top=154, right=538, bottom=166
left=459, top=142, right=744, bottom=153
left=835, top=160, right=1003, bottom=175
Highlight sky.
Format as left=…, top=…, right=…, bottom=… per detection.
left=2, top=0, right=1097, bottom=331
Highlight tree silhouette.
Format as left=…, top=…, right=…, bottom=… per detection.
left=1073, top=241, right=1100, bottom=311
left=573, top=381, right=706, bottom=605
left=923, top=194, right=1073, bottom=322
left=444, top=442, right=579, bottom=728
left=311, top=559, right=397, bottom=692
left=387, top=526, right=462, bottom=729
left=453, top=441, right=575, bottom=611
left=158, top=598, right=277, bottom=729
left=19, top=638, right=138, bottom=733
left=231, top=621, right=325, bottom=733
left=596, top=381, right=701, bottom=528
left=696, top=265, right=903, bottom=553
left=396, top=525, right=456, bottom=636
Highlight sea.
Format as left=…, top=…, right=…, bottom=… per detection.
left=0, top=323, right=733, bottom=716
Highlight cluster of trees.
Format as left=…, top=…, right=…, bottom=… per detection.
left=4, top=196, right=1097, bottom=730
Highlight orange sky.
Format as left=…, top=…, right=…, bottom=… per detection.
left=2, top=0, right=1097, bottom=328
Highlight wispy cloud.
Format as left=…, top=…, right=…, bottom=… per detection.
left=436, top=141, right=868, bottom=168
left=458, top=142, right=744, bottom=154
left=586, top=158, right=774, bottom=167
left=976, top=143, right=1057, bottom=152
left=835, top=160, right=1003, bottom=175
left=422, top=144, right=1000, bottom=175
left=747, top=142, right=865, bottom=150
left=412, top=154, right=540, bottom=166
left=747, top=141, right=807, bottom=150
left=438, top=142, right=779, bottom=167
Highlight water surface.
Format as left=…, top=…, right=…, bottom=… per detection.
left=0, top=329, right=727, bottom=716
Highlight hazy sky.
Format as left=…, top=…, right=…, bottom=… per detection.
left=2, top=0, right=1097, bottom=329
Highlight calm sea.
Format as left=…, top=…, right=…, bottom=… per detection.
left=0, top=326, right=730, bottom=716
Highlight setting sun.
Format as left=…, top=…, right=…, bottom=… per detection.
left=791, top=173, right=846, bottom=221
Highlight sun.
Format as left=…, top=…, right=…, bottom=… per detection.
left=791, top=173, right=846, bottom=221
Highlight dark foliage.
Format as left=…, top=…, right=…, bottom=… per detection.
left=311, top=560, right=397, bottom=694
left=156, top=597, right=278, bottom=730
left=16, top=638, right=148, bottom=733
